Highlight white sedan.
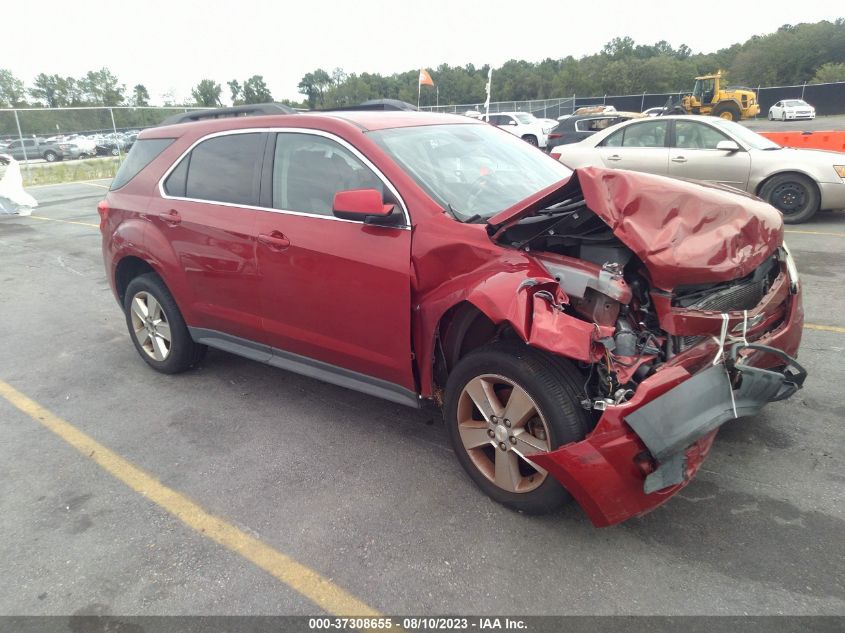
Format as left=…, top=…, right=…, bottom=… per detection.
left=768, top=99, right=816, bottom=121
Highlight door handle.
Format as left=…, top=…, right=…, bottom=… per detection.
left=258, top=231, right=291, bottom=251
left=606, top=154, right=622, bottom=161
left=158, top=209, right=181, bottom=225
left=671, top=156, right=687, bottom=163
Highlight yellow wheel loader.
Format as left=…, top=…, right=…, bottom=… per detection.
left=678, top=71, right=760, bottom=121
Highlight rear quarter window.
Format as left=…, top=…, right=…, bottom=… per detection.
left=110, top=139, right=174, bottom=190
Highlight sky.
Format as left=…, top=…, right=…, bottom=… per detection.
left=3, top=1, right=842, bottom=105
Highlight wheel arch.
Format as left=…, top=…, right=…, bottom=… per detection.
left=114, top=256, right=157, bottom=304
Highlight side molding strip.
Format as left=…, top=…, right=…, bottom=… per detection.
left=189, top=328, right=421, bottom=409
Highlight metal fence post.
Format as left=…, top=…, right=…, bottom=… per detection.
left=109, top=107, right=122, bottom=161
left=641, top=92, right=646, bottom=112
left=13, top=109, right=31, bottom=178
left=801, top=82, right=806, bottom=99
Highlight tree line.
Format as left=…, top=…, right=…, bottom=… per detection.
left=1, top=19, right=843, bottom=114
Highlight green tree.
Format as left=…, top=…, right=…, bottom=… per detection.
left=132, top=84, right=150, bottom=106
left=242, top=75, right=273, bottom=103
left=298, top=69, right=332, bottom=108
left=191, top=79, right=222, bottom=107
left=812, top=62, right=845, bottom=83
left=81, top=68, right=125, bottom=105
left=0, top=69, right=26, bottom=107
left=228, top=79, right=243, bottom=105
left=29, top=73, right=62, bottom=107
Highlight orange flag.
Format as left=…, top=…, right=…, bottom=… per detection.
left=419, top=69, right=434, bottom=87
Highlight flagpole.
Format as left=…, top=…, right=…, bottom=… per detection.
left=417, top=80, right=421, bottom=109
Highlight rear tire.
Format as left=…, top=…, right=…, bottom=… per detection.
left=124, top=273, right=206, bottom=374
left=522, top=135, right=539, bottom=147
left=712, top=102, right=741, bottom=121
left=443, top=342, right=589, bottom=514
left=759, top=173, right=820, bottom=224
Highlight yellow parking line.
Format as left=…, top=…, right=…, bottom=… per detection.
left=785, top=229, right=845, bottom=238
left=0, top=380, right=380, bottom=617
left=804, top=323, right=845, bottom=334
left=28, top=215, right=99, bottom=229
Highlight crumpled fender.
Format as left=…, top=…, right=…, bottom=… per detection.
left=413, top=237, right=611, bottom=397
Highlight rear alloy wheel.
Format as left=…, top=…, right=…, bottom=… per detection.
left=444, top=343, right=589, bottom=514
left=522, top=135, right=539, bottom=147
left=111, top=147, right=119, bottom=156
left=759, top=173, right=820, bottom=224
left=124, top=273, right=206, bottom=373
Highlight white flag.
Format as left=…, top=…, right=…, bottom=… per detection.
left=484, top=68, right=492, bottom=116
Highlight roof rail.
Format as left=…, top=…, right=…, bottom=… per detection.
left=324, top=99, right=419, bottom=112
left=158, top=103, right=297, bottom=126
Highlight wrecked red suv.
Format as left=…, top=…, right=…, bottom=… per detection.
left=100, top=110, right=806, bottom=526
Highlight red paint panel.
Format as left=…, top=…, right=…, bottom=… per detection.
left=760, top=130, right=845, bottom=153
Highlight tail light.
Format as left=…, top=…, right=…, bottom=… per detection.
left=97, top=200, right=110, bottom=230
left=550, top=152, right=561, bottom=160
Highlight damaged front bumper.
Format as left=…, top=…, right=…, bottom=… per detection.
left=625, top=343, right=806, bottom=494
left=529, top=288, right=806, bottom=527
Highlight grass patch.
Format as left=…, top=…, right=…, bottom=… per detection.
left=20, top=157, right=119, bottom=186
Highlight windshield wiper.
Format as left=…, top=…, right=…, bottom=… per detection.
left=444, top=202, right=482, bottom=224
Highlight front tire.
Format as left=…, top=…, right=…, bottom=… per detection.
left=443, top=342, right=589, bottom=514
left=124, top=273, right=206, bottom=374
left=759, top=173, right=820, bottom=224
left=43, top=151, right=58, bottom=162
left=522, top=135, right=539, bottom=147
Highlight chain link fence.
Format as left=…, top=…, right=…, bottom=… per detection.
left=421, top=81, right=845, bottom=120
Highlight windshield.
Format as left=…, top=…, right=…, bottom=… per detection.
left=707, top=118, right=781, bottom=150
left=369, top=123, right=572, bottom=221
left=784, top=100, right=806, bottom=107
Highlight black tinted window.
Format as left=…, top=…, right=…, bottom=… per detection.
left=164, top=155, right=189, bottom=197
left=273, top=133, right=383, bottom=217
left=111, top=138, right=174, bottom=190
left=184, top=133, right=263, bottom=205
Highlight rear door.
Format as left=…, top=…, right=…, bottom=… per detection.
left=667, top=120, right=750, bottom=189
left=149, top=131, right=266, bottom=342
left=254, top=130, right=416, bottom=398
left=597, top=119, right=670, bottom=175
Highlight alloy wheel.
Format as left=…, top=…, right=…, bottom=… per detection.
left=456, top=374, right=551, bottom=493
left=129, top=291, right=172, bottom=361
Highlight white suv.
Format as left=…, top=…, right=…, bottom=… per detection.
left=482, top=111, right=552, bottom=148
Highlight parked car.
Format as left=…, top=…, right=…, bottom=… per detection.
left=546, top=112, right=644, bottom=151
left=481, top=111, right=552, bottom=147
left=768, top=99, right=816, bottom=121
left=642, top=106, right=667, bottom=117
left=3, top=138, right=82, bottom=162
left=553, top=115, right=845, bottom=223
left=95, top=136, right=129, bottom=156
left=100, top=109, right=805, bottom=526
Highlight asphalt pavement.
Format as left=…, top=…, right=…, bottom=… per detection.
left=0, top=181, right=843, bottom=616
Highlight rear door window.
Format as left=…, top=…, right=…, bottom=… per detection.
left=182, top=133, right=264, bottom=205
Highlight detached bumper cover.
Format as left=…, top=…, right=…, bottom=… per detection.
left=625, top=343, right=806, bottom=494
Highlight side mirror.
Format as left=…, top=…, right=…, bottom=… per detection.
left=716, top=140, right=740, bottom=152
left=333, top=188, right=396, bottom=223
left=507, top=120, right=517, bottom=126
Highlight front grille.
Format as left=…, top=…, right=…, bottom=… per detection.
left=674, top=258, right=776, bottom=351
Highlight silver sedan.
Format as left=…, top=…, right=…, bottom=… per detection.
left=552, top=115, right=845, bottom=223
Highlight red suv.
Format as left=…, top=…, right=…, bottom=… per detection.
left=100, top=108, right=806, bottom=526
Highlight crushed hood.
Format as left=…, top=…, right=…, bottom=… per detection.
left=488, top=166, right=783, bottom=290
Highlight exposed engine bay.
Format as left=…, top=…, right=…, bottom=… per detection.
left=494, top=188, right=783, bottom=416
